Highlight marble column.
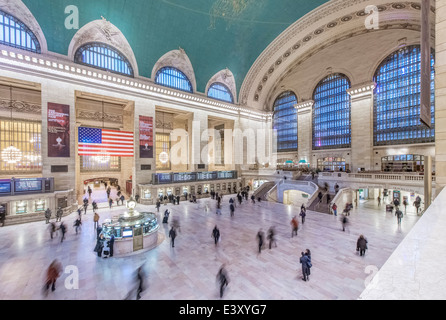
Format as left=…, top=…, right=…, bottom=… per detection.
left=435, top=0, right=446, bottom=196
left=295, top=100, right=313, bottom=168
left=347, top=82, right=376, bottom=172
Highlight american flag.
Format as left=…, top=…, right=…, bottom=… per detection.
left=78, top=127, right=134, bottom=157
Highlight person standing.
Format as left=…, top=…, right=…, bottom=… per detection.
left=87, top=186, right=92, bottom=198
left=83, top=200, right=88, bottom=215
left=109, top=233, right=115, bottom=257
left=229, top=203, right=235, bottom=217
left=169, top=227, right=177, bottom=248
left=216, top=264, right=229, bottom=299
left=120, top=195, right=125, bottom=206
left=356, top=235, right=368, bottom=256
left=256, top=229, right=264, bottom=254
left=290, top=216, right=299, bottom=238
left=332, top=203, right=337, bottom=216
left=108, top=197, right=113, bottom=209
left=318, top=191, right=323, bottom=203
left=106, top=186, right=111, bottom=199
left=94, top=212, right=100, bottom=230
left=212, top=225, right=220, bottom=246
left=377, top=196, right=381, bottom=206
left=56, top=207, right=63, bottom=222
left=44, top=260, right=62, bottom=294
left=156, top=200, right=161, bottom=213
left=299, top=207, right=306, bottom=224
left=94, top=234, right=104, bottom=257
left=48, top=222, right=56, bottom=239
left=300, top=251, right=312, bottom=282
left=44, top=208, right=52, bottom=224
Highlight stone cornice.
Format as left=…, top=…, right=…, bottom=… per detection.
left=294, top=100, right=314, bottom=114
left=347, top=82, right=376, bottom=100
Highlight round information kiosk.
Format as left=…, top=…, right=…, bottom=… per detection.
left=101, top=197, right=160, bottom=256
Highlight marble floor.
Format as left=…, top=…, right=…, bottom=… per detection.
left=0, top=195, right=420, bottom=300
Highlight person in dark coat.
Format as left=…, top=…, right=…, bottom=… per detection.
left=229, top=203, right=235, bottom=217
left=44, top=208, right=52, bottom=224
left=216, top=264, right=229, bottom=298
left=256, top=229, right=264, bottom=254
left=109, top=234, right=115, bottom=257
left=169, top=227, right=176, bottom=247
left=300, top=251, right=311, bottom=281
left=267, top=226, right=277, bottom=249
left=56, top=207, right=63, bottom=222
left=59, top=222, right=67, bottom=243
left=356, top=235, right=368, bottom=256
left=94, top=234, right=104, bottom=257
left=299, top=207, right=306, bottom=224
left=212, top=225, right=220, bottom=245
left=83, top=201, right=88, bottom=214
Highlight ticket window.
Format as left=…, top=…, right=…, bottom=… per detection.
left=166, top=188, right=173, bottom=196
left=222, top=183, right=226, bottom=191
left=16, top=201, right=28, bottom=215
left=198, top=186, right=202, bottom=195
left=0, top=204, right=7, bottom=217
left=144, top=190, right=152, bottom=199
left=204, top=185, right=209, bottom=193
left=35, top=200, right=46, bottom=212
left=158, top=189, right=164, bottom=198
left=183, top=186, right=189, bottom=195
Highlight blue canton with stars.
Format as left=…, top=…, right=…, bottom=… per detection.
left=78, top=127, right=102, bottom=144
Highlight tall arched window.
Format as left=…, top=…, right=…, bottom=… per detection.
left=155, top=67, right=193, bottom=93
left=374, top=45, right=435, bottom=146
left=312, top=73, right=351, bottom=150
left=273, top=91, right=298, bottom=152
left=0, top=10, right=41, bottom=53
left=74, top=42, right=134, bottom=77
left=207, top=82, right=234, bottom=103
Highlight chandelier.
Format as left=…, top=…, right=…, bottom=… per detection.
left=159, top=151, right=169, bottom=164
left=1, top=85, right=22, bottom=164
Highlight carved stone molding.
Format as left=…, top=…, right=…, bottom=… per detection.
left=205, top=68, right=237, bottom=103
left=0, top=0, right=48, bottom=53
left=294, top=100, right=314, bottom=114
left=155, top=119, right=173, bottom=130
left=347, top=82, right=376, bottom=100
left=151, top=49, right=197, bottom=92
left=0, top=98, right=41, bottom=114
left=240, top=0, right=432, bottom=109
left=77, top=110, right=123, bottom=124
left=67, top=18, right=139, bottom=76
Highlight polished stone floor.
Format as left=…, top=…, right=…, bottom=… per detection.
left=0, top=193, right=420, bottom=300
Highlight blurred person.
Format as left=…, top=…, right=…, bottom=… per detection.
left=109, top=233, right=115, bottom=257
left=94, top=212, right=100, bottom=230
left=59, top=221, right=67, bottom=243
left=341, top=214, right=349, bottom=232
left=212, top=225, right=221, bottom=246
left=48, top=222, right=57, bottom=239
left=216, top=264, right=229, bottom=299
left=83, top=200, right=88, bottom=214
left=156, top=200, right=161, bottom=212
left=256, top=229, right=265, bottom=254
left=332, top=203, right=337, bottom=216
left=267, top=226, right=277, bottom=249
left=44, top=259, right=62, bottom=294
left=395, top=208, right=403, bottom=225
left=356, top=235, right=368, bottom=257
left=229, top=203, right=235, bottom=217
left=290, top=216, right=299, bottom=238
left=299, top=206, right=306, bottom=224
left=56, top=207, right=63, bottom=222
left=108, top=197, right=113, bottom=209
left=73, top=218, right=82, bottom=234
left=94, top=233, right=105, bottom=257
left=300, top=251, right=312, bottom=282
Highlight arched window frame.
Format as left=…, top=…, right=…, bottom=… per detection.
left=0, top=9, right=41, bottom=53
left=74, top=42, right=134, bottom=77
left=373, top=45, right=435, bottom=146
left=155, top=66, right=193, bottom=93
left=207, top=82, right=234, bottom=103
left=272, top=91, right=298, bottom=153
left=312, top=73, right=351, bottom=150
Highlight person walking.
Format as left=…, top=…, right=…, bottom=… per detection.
left=327, top=193, right=331, bottom=204
left=73, top=218, right=82, bottom=234
left=299, top=207, right=306, bottom=224
left=136, top=266, right=145, bottom=300
left=341, top=213, right=349, bottom=232
left=77, top=207, right=82, bottom=220
left=267, top=226, right=277, bottom=249
left=212, top=225, right=220, bottom=246
left=256, top=229, right=265, bottom=254
left=395, top=208, right=403, bottom=225
left=156, top=200, right=161, bottom=213
left=291, top=216, right=299, bottom=238
left=94, top=234, right=104, bottom=257
left=377, top=196, right=381, bottom=206
left=87, top=186, right=92, bottom=198
left=216, top=202, right=222, bottom=215
left=300, top=251, right=312, bottom=282
left=83, top=200, right=88, bottom=215
left=169, top=226, right=177, bottom=248
left=56, top=207, right=63, bottom=222
left=108, top=197, right=113, bottom=209
left=59, top=222, right=67, bottom=242
left=44, top=208, right=52, bottom=224
left=216, top=264, right=229, bottom=299
left=356, top=235, right=368, bottom=256
left=229, top=203, right=235, bottom=217
left=44, top=260, right=62, bottom=294
left=106, top=186, right=111, bottom=199
left=48, top=222, right=57, bottom=239
left=94, top=212, right=100, bottom=230
left=251, top=194, right=256, bottom=204
left=318, top=191, right=323, bottom=203
left=120, top=195, right=125, bottom=206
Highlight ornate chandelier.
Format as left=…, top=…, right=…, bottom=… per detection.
left=2, top=85, right=22, bottom=164
left=159, top=151, right=169, bottom=164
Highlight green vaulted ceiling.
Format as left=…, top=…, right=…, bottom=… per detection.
left=21, top=0, right=328, bottom=95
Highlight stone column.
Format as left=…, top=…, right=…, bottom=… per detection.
left=347, top=82, right=376, bottom=172
left=435, top=0, right=446, bottom=196
left=295, top=100, right=313, bottom=168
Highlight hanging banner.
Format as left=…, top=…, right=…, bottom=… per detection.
left=420, top=0, right=431, bottom=128
left=139, top=116, right=153, bottom=158
left=48, top=103, right=70, bottom=157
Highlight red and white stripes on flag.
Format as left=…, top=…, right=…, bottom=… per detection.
left=78, top=127, right=134, bottom=157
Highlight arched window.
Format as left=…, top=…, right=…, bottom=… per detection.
left=155, top=67, right=193, bottom=93
left=374, top=45, right=435, bottom=146
left=0, top=10, right=41, bottom=53
left=208, top=82, right=234, bottom=103
left=74, top=42, right=134, bottom=77
left=273, top=91, right=298, bottom=152
left=312, top=73, right=351, bottom=150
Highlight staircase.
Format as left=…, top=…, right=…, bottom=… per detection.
left=252, top=181, right=277, bottom=201
left=307, top=189, right=334, bottom=214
